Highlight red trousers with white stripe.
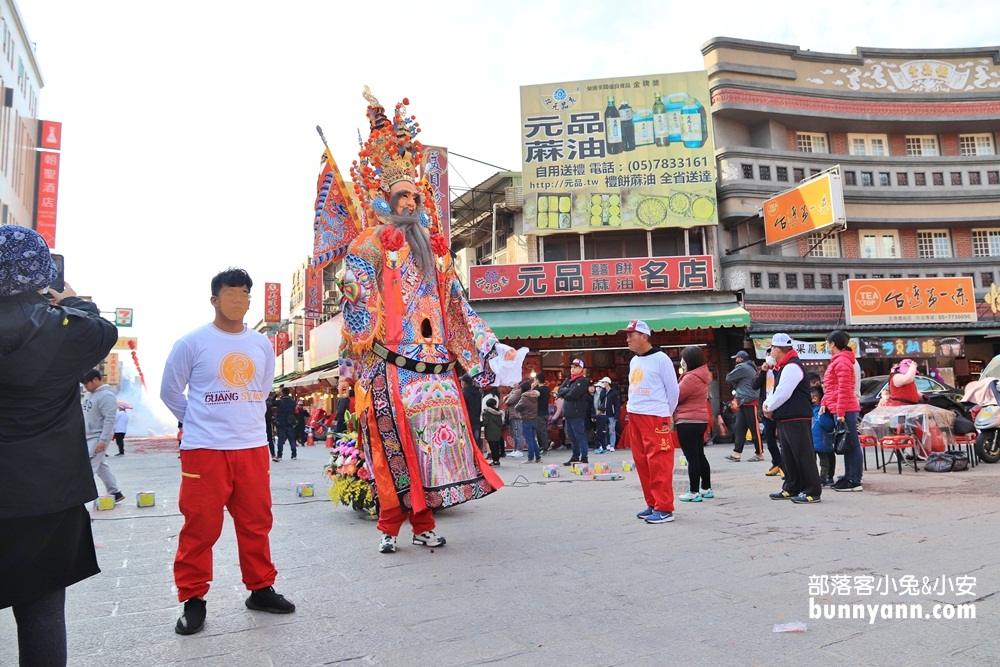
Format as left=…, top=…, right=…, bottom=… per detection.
left=174, top=446, right=277, bottom=601
left=626, top=413, right=676, bottom=513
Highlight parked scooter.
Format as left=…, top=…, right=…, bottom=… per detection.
left=963, top=366, right=1000, bottom=463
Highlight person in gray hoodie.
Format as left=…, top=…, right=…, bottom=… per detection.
left=725, top=350, right=763, bottom=462
left=81, top=368, right=123, bottom=502
left=514, top=380, right=541, bottom=462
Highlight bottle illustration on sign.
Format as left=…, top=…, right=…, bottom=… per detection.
left=604, top=95, right=622, bottom=155
left=652, top=92, right=669, bottom=147
left=619, top=99, right=635, bottom=152
left=681, top=97, right=708, bottom=148
left=633, top=107, right=654, bottom=147
left=664, top=93, right=687, bottom=144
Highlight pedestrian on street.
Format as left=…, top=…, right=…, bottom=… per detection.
left=504, top=385, right=525, bottom=456
left=264, top=391, right=277, bottom=458
left=601, top=377, right=621, bottom=452
left=763, top=333, right=823, bottom=504
left=273, top=387, right=296, bottom=461
left=0, top=227, right=118, bottom=667
left=621, top=320, right=679, bottom=524
left=514, top=379, right=542, bottom=462
left=821, top=329, right=863, bottom=492
left=725, top=350, right=764, bottom=461
left=752, top=347, right=784, bottom=478
left=483, top=397, right=504, bottom=466
left=674, top=346, right=713, bottom=502
left=113, top=403, right=129, bottom=456
left=294, top=399, right=308, bottom=446
left=558, top=358, right=591, bottom=466
left=81, top=369, right=124, bottom=502
left=160, top=267, right=295, bottom=635
left=461, top=374, right=483, bottom=451
left=533, top=374, right=551, bottom=453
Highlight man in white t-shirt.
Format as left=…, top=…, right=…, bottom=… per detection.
left=621, top=319, right=679, bottom=525
left=161, top=268, right=295, bottom=635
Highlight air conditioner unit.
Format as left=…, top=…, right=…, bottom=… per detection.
left=323, top=289, right=338, bottom=301
left=504, top=186, right=523, bottom=209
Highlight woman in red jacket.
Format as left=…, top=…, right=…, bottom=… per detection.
left=820, top=330, right=863, bottom=492
left=674, top=346, right=713, bottom=501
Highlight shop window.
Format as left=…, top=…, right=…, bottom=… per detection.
left=917, top=231, right=952, bottom=258
left=650, top=228, right=684, bottom=256
left=542, top=233, right=581, bottom=262
left=972, top=230, right=1000, bottom=257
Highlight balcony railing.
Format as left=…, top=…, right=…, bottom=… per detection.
left=720, top=253, right=997, bottom=302
left=716, top=148, right=1000, bottom=200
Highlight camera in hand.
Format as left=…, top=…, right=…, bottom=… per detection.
left=49, top=253, right=65, bottom=292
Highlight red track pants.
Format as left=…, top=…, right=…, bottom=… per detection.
left=626, top=413, right=676, bottom=513
left=377, top=505, right=435, bottom=537
left=175, top=446, right=277, bottom=601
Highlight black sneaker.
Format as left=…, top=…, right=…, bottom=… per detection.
left=769, top=490, right=793, bottom=500
left=245, top=586, right=296, bottom=614
left=291, top=455, right=297, bottom=460
left=113, top=491, right=125, bottom=503
left=175, top=597, right=207, bottom=635
left=834, top=482, right=863, bottom=492
left=831, top=478, right=851, bottom=490
left=562, top=459, right=580, bottom=467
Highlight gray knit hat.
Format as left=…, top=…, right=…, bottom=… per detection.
left=0, top=225, right=57, bottom=296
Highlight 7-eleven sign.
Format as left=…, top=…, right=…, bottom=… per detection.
left=115, top=308, right=133, bottom=327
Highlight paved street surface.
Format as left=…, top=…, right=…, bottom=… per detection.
left=3, top=438, right=998, bottom=666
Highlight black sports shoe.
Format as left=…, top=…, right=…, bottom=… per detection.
left=245, top=586, right=295, bottom=614
left=175, top=597, right=207, bottom=635
left=562, top=459, right=580, bottom=467
left=113, top=491, right=125, bottom=503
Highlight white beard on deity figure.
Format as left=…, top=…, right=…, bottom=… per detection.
left=388, top=189, right=437, bottom=281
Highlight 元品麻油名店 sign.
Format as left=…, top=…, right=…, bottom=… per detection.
left=844, top=277, right=977, bottom=325
left=520, top=71, right=717, bottom=235
left=468, top=255, right=714, bottom=300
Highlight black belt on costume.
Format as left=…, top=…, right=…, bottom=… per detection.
left=372, top=342, right=457, bottom=375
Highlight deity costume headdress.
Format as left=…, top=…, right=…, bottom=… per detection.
left=350, top=87, right=442, bottom=234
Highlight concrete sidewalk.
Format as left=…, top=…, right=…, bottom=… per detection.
left=2, top=440, right=998, bottom=666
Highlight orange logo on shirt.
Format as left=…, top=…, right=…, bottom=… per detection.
left=219, top=352, right=255, bottom=389
left=630, top=366, right=644, bottom=386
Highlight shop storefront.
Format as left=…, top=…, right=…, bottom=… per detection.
left=469, top=256, right=750, bottom=410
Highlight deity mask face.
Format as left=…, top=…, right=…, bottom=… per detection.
left=389, top=181, right=421, bottom=215
left=214, top=286, right=250, bottom=322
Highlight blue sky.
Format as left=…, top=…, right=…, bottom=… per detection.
left=19, top=0, right=999, bottom=431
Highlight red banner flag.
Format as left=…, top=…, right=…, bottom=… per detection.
left=264, top=282, right=281, bottom=323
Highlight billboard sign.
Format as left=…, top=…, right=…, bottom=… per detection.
left=34, top=151, right=61, bottom=247
left=844, top=277, right=977, bottom=325
left=763, top=171, right=846, bottom=245
left=469, top=255, right=714, bottom=300
left=520, top=71, right=716, bottom=235
left=421, top=146, right=450, bottom=242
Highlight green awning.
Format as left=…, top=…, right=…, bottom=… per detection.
left=481, top=302, right=750, bottom=340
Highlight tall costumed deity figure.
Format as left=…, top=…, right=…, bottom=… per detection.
left=316, top=88, right=524, bottom=554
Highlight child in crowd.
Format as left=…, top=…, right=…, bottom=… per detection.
left=811, top=386, right=836, bottom=486
left=593, top=408, right=610, bottom=454
left=482, top=397, right=505, bottom=466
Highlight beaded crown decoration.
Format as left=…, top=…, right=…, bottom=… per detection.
left=350, top=86, right=439, bottom=232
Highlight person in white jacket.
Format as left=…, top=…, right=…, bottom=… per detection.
left=113, top=404, right=129, bottom=456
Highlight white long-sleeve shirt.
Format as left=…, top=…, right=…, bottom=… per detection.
left=627, top=348, right=679, bottom=417
left=763, top=360, right=804, bottom=413
left=160, top=323, right=275, bottom=450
